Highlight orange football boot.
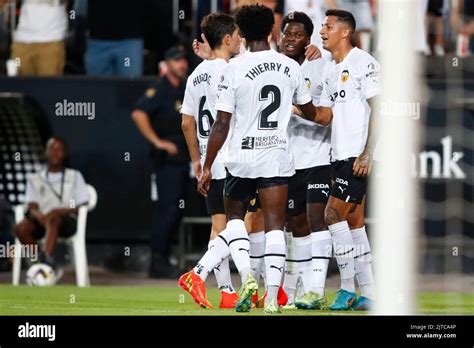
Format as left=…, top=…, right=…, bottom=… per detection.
left=178, top=271, right=214, bottom=309
left=219, top=291, right=239, bottom=308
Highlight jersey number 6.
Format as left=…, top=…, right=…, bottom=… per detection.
left=198, top=96, right=215, bottom=137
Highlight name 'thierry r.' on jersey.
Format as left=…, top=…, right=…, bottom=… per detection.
left=181, top=58, right=228, bottom=180
left=215, top=49, right=312, bottom=178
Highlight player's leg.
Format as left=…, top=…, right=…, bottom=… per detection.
left=286, top=212, right=311, bottom=307
left=325, top=158, right=367, bottom=310
left=347, top=195, right=375, bottom=310
left=42, top=214, right=64, bottom=266
left=294, top=165, right=332, bottom=309
left=205, top=179, right=237, bottom=308
left=258, top=178, right=289, bottom=313
left=209, top=212, right=238, bottom=308
left=246, top=194, right=265, bottom=286
left=14, top=219, right=38, bottom=247
left=14, top=218, right=42, bottom=267
left=283, top=169, right=308, bottom=308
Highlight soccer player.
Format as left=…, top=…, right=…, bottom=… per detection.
left=318, top=9, right=380, bottom=310
left=179, top=13, right=242, bottom=309
left=277, top=11, right=333, bottom=310
left=197, top=4, right=325, bottom=313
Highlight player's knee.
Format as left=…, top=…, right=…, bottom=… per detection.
left=14, top=221, right=31, bottom=239
left=324, top=206, right=341, bottom=226
left=308, top=217, right=327, bottom=232
left=347, top=214, right=364, bottom=229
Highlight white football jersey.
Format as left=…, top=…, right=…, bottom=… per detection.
left=319, top=47, right=381, bottom=161
left=288, top=58, right=331, bottom=169
left=215, top=49, right=312, bottom=178
left=181, top=58, right=228, bottom=180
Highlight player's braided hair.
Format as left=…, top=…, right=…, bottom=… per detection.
left=281, top=11, right=314, bottom=37
left=235, top=4, right=275, bottom=41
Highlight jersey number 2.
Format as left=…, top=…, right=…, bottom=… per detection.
left=258, top=85, right=281, bottom=130
left=198, top=96, right=214, bottom=137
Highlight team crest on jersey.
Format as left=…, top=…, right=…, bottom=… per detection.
left=341, top=70, right=350, bottom=83
left=305, top=78, right=311, bottom=89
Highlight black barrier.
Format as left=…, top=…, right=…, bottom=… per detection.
left=0, top=76, right=207, bottom=242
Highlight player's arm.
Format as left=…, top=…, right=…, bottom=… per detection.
left=353, top=96, right=379, bottom=177
left=198, top=111, right=232, bottom=197
left=296, top=102, right=333, bottom=126
left=131, top=109, right=178, bottom=155
left=181, top=115, right=202, bottom=179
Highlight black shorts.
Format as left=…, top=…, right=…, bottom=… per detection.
left=247, top=192, right=261, bottom=213
left=27, top=213, right=77, bottom=240
left=224, top=171, right=289, bottom=205
left=205, top=179, right=225, bottom=215
left=428, top=0, right=444, bottom=17
left=287, top=165, right=331, bottom=215
left=330, top=157, right=367, bottom=205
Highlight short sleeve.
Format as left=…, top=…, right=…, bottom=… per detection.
left=214, top=64, right=236, bottom=114
left=180, top=76, right=196, bottom=116
left=134, top=86, right=161, bottom=115
left=361, top=57, right=381, bottom=100
left=293, top=68, right=312, bottom=105
left=74, top=171, right=90, bottom=207
left=24, top=177, right=38, bottom=204
left=318, top=72, right=334, bottom=108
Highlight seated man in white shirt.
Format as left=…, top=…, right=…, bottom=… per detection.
left=13, top=137, right=89, bottom=269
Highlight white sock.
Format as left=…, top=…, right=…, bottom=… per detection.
left=329, top=221, right=355, bottom=293
left=226, top=219, right=251, bottom=282
left=293, top=235, right=313, bottom=295
left=283, top=231, right=297, bottom=301
left=264, top=230, right=286, bottom=304
left=209, top=240, right=234, bottom=293
left=249, top=231, right=265, bottom=286
left=194, top=232, right=230, bottom=281
left=310, top=230, right=332, bottom=295
left=352, top=226, right=375, bottom=300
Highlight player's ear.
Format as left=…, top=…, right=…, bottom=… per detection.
left=223, top=34, right=231, bottom=46
left=267, top=33, right=273, bottom=44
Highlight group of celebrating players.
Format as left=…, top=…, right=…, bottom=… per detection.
left=178, top=3, right=380, bottom=314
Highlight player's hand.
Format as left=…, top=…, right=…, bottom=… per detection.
left=353, top=152, right=373, bottom=177
left=155, top=140, right=178, bottom=156
left=192, top=160, right=202, bottom=180
left=197, top=168, right=212, bottom=197
left=305, top=44, right=322, bottom=61
left=192, top=34, right=211, bottom=60
left=36, top=213, right=46, bottom=227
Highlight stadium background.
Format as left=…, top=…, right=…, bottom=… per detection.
left=0, top=0, right=471, bottom=287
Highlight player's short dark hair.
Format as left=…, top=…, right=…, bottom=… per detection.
left=281, top=11, right=314, bottom=37
left=235, top=4, right=275, bottom=41
left=47, top=136, right=67, bottom=151
left=201, top=12, right=237, bottom=50
left=325, top=9, right=356, bottom=33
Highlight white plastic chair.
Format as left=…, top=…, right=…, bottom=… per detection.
left=12, top=184, right=97, bottom=287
